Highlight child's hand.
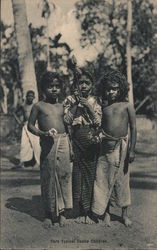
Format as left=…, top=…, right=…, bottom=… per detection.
left=48, top=128, right=58, bottom=137
left=79, top=97, right=89, bottom=107
left=74, top=89, right=80, bottom=100
left=129, top=151, right=135, bottom=163
left=40, top=131, right=50, bottom=137
left=79, top=97, right=92, bottom=109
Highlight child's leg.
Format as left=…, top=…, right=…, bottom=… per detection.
left=79, top=207, right=96, bottom=224
left=43, top=212, right=54, bottom=229
left=91, top=205, right=111, bottom=225
left=84, top=211, right=96, bottom=224
left=104, top=203, right=111, bottom=227
left=122, top=206, right=132, bottom=227
left=59, top=213, right=66, bottom=227
left=90, top=211, right=99, bottom=223
left=59, top=211, right=71, bottom=227
left=43, top=218, right=53, bottom=228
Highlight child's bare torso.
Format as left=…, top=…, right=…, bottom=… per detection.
left=23, top=104, right=33, bottom=121
left=37, top=101, right=65, bottom=133
left=102, top=102, right=129, bottom=138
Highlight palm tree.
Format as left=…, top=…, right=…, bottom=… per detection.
left=126, top=0, right=134, bottom=104
left=11, top=0, right=38, bottom=100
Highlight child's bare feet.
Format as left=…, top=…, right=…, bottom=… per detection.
left=59, top=214, right=70, bottom=227
left=122, top=216, right=132, bottom=227
left=85, top=216, right=95, bottom=224
left=104, top=212, right=111, bottom=227
left=122, top=207, right=132, bottom=227
left=98, top=219, right=103, bottom=224
left=43, top=218, right=53, bottom=229
left=74, top=217, right=84, bottom=224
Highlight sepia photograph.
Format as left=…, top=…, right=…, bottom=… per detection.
left=0, top=0, right=157, bottom=249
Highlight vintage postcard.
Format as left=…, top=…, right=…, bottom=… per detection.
left=1, top=0, right=157, bottom=249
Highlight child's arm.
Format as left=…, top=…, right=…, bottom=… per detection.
left=127, top=103, right=137, bottom=163
left=63, top=96, right=78, bottom=125
left=79, top=97, right=102, bottom=126
left=27, top=104, right=49, bottom=137
left=14, top=105, right=25, bottom=124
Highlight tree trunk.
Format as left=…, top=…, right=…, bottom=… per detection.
left=46, top=18, right=50, bottom=70
left=41, top=0, right=51, bottom=70
left=127, top=0, right=134, bottom=104
left=11, top=0, right=38, bottom=101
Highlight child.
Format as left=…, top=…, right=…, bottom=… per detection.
left=28, top=71, right=73, bottom=227
left=64, top=70, right=102, bottom=224
left=92, top=70, right=136, bottom=227
left=16, top=90, right=40, bottom=169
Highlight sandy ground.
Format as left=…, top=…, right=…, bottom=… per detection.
left=0, top=128, right=157, bottom=250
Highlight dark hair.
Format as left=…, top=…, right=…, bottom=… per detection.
left=70, top=69, right=94, bottom=96
left=26, top=90, right=35, bottom=96
left=97, top=69, right=129, bottom=101
left=79, top=69, right=93, bottom=84
left=40, top=71, right=62, bottom=92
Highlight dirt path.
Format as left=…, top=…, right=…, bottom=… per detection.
left=1, top=129, right=157, bottom=250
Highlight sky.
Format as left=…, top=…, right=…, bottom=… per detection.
left=2, top=0, right=157, bottom=25
left=1, top=0, right=79, bottom=26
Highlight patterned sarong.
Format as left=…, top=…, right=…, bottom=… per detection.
left=72, top=125, right=99, bottom=213
left=92, top=133, right=131, bottom=216
left=40, top=134, right=73, bottom=217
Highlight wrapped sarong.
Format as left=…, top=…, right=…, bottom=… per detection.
left=72, top=125, right=99, bottom=212
left=40, top=134, right=73, bottom=217
left=20, top=122, right=40, bottom=165
left=92, top=133, right=130, bottom=216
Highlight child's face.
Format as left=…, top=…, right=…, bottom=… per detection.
left=26, top=93, right=35, bottom=104
left=45, top=79, right=61, bottom=99
left=79, top=75, right=92, bottom=97
left=105, top=82, right=120, bottom=102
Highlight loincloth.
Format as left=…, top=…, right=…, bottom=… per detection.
left=20, top=122, right=40, bottom=165
left=40, top=133, right=73, bottom=217
left=92, top=132, right=131, bottom=216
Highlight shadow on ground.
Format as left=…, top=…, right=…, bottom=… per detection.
left=130, top=179, right=157, bottom=190
left=130, top=171, right=157, bottom=179
left=130, top=166, right=157, bottom=190
left=135, top=150, right=157, bottom=157
left=1, top=178, right=40, bottom=187
left=5, top=196, right=44, bottom=222
left=110, top=213, right=123, bottom=224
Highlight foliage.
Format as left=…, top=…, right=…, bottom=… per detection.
left=1, top=0, right=157, bottom=116
left=1, top=17, right=73, bottom=108
left=29, top=24, right=73, bottom=98
left=0, top=21, right=21, bottom=112
left=75, top=0, right=157, bottom=115
left=1, top=22, right=19, bottom=88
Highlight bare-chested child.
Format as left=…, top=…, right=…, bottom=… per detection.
left=28, top=71, right=73, bottom=227
left=14, top=90, right=40, bottom=169
left=92, top=70, right=136, bottom=227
